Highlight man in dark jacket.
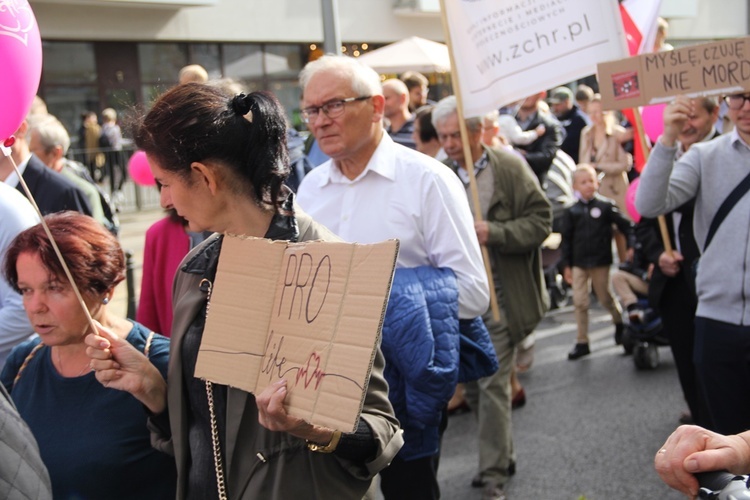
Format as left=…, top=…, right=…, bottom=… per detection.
left=27, top=115, right=119, bottom=234
left=1, top=119, right=92, bottom=217
left=514, top=91, right=564, bottom=188
left=548, top=86, right=591, bottom=164
left=561, top=165, right=633, bottom=360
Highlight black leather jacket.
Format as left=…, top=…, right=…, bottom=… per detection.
left=561, top=194, right=634, bottom=268
left=514, top=111, right=564, bottom=185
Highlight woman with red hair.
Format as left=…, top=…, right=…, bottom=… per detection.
left=0, top=211, right=176, bottom=499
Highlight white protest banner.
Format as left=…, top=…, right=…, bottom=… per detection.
left=441, top=0, right=628, bottom=117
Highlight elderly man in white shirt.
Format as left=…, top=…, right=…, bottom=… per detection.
left=296, top=55, right=489, bottom=500
left=0, top=182, right=39, bottom=369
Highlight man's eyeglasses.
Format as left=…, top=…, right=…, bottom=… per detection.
left=724, top=94, right=750, bottom=110
left=301, top=96, right=371, bottom=123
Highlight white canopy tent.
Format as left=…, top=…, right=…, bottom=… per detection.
left=355, top=36, right=450, bottom=74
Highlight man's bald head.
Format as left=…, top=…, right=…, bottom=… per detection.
left=382, top=79, right=410, bottom=121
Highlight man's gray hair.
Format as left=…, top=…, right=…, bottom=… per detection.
left=431, top=95, right=482, bottom=133
left=698, top=96, right=719, bottom=114
left=27, top=115, right=71, bottom=155
left=299, top=55, right=383, bottom=97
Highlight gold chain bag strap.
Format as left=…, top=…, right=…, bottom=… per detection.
left=199, top=278, right=228, bottom=500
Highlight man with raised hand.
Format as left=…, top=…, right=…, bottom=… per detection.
left=637, top=93, right=750, bottom=435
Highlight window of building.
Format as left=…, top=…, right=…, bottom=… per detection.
left=43, top=41, right=98, bottom=84
left=38, top=40, right=312, bottom=143
left=139, top=43, right=189, bottom=83
left=265, top=44, right=303, bottom=79
left=41, top=41, right=99, bottom=147
left=189, top=43, right=222, bottom=80
left=223, top=43, right=264, bottom=82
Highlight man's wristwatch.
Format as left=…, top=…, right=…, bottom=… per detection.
left=306, top=430, right=342, bottom=454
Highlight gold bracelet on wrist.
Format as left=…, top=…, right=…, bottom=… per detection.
left=306, top=430, right=342, bottom=454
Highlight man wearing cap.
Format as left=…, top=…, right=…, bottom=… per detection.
left=548, top=86, right=591, bottom=164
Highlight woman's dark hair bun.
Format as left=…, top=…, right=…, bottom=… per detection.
left=231, top=93, right=252, bottom=116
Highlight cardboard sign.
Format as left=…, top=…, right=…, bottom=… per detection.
left=442, top=0, right=627, bottom=117
left=599, top=36, right=750, bottom=110
left=195, top=236, right=399, bottom=432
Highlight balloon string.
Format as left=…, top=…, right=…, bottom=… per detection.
left=1, top=143, right=99, bottom=336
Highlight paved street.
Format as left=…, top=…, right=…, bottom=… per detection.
left=113, top=194, right=688, bottom=500
left=439, top=306, right=686, bottom=500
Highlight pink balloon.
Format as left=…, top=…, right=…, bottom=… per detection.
left=0, top=0, right=43, bottom=141
left=128, top=151, right=156, bottom=187
left=641, top=103, right=667, bottom=144
left=625, top=177, right=641, bottom=223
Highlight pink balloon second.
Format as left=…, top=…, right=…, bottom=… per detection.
left=625, top=176, right=641, bottom=223
left=128, top=151, right=156, bottom=187
left=641, top=103, right=667, bottom=145
left=0, top=0, right=43, bottom=141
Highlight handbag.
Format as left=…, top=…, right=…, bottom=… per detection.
left=691, top=169, right=750, bottom=291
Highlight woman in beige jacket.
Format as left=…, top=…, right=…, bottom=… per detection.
left=579, top=94, right=633, bottom=260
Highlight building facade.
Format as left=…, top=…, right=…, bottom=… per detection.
left=31, top=0, right=445, bottom=145
left=29, top=0, right=746, bottom=148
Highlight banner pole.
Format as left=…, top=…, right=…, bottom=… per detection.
left=438, top=0, right=500, bottom=322
left=631, top=108, right=674, bottom=256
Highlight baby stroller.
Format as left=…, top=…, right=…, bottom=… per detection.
left=541, top=236, right=571, bottom=310
left=621, top=297, right=669, bottom=370
left=542, top=150, right=577, bottom=310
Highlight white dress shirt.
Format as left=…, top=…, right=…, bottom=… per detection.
left=2, top=154, right=29, bottom=188
left=0, top=182, right=39, bottom=369
left=297, top=133, right=489, bottom=318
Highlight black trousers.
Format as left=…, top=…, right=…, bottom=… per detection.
left=659, top=279, right=708, bottom=426
left=380, top=407, right=448, bottom=500
left=380, top=453, right=440, bottom=500
left=694, top=316, right=750, bottom=435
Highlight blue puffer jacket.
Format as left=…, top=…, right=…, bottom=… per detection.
left=381, top=266, right=460, bottom=461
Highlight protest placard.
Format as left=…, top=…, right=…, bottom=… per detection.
left=441, top=0, right=628, bottom=117
left=195, top=236, right=399, bottom=432
left=598, top=36, right=750, bottom=110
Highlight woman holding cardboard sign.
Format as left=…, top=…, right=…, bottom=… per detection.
left=85, top=83, right=402, bottom=499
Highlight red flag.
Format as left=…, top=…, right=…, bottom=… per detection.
left=622, top=108, right=649, bottom=172
left=619, top=4, right=643, bottom=56
left=620, top=0, right=663, bottom=54
left=618, top=0, right=662, bottom=171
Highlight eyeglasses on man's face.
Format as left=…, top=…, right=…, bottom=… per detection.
left=301, top=96, right=371, bottom=123
left=724, top=94, right=750, bottom=110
